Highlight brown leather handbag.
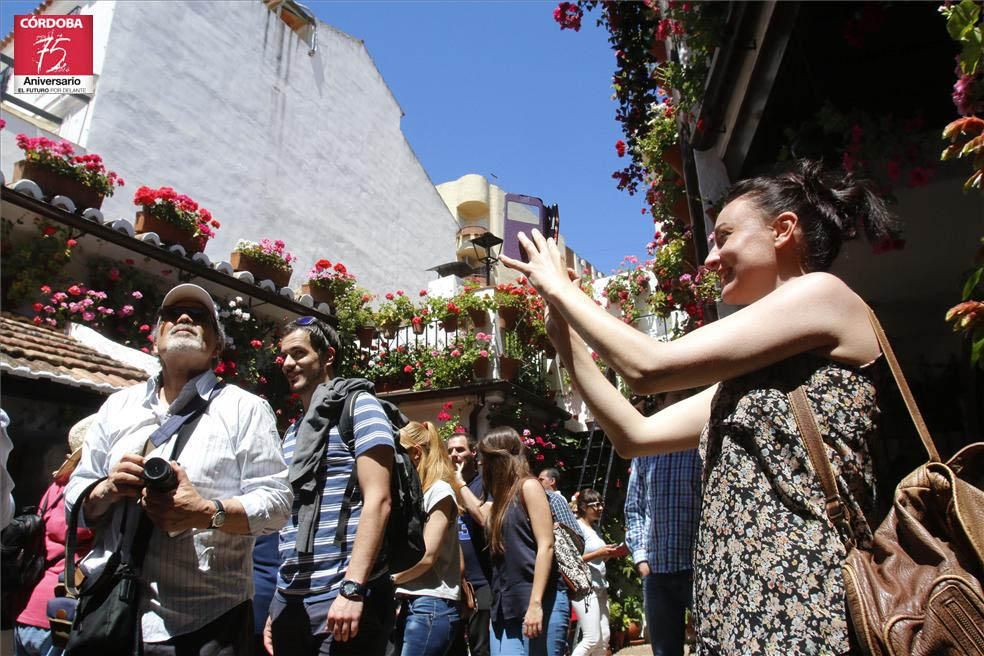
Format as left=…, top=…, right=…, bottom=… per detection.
left=788, top=307, right=984, bottom=656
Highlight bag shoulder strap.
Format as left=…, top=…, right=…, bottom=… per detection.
left=334, top=390, right=364, bottom=547
left=64, top=477, right=106, bottom=598
left=789, top=386, right=856, bottom=548
left=865, top=306, right=940, bottom=462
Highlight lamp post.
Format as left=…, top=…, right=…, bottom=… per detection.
left=470, top=232, right=504, bottom=286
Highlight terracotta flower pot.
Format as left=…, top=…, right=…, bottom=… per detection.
left=13, top=160, right=105, bottom=210
left=231, top=251, right=292, bottom=288
left=662, top=143, right=684, bottom=177
left=357, top=326, right=376, bottom=349
left=649, top=38, right=669, bottom=63
left=135, top=209, right=204, bottom=253
left=301, top=282, right=336, bottom=306
left=411, top=321, right=426, bottom=335
left=670, top=194, right=691, bottom=225
left=380, top=323, right=399, bottom=340
left=498, top=306, right=521, bottom=331
left=499, top=356, right=522, bottom=381
left=627, top=621, right=642, bottom=641
left=467, top=308, right=488, bottom=328
left=441, top=315, right=459, bottom=333
left=472, top=356, right=490, bottom=380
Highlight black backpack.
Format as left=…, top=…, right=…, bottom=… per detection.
left=334, top=390, right=426, bottom=574
left=1, top=491, right=62, bottom=625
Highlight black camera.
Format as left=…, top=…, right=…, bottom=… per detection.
left=143, top=457, right=177, bottom=491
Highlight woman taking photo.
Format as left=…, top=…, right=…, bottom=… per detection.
left=570, top=489, right=618, bottom=656
left=503, top=161, right=895, bottom=654
left=391, top=421, right=461, bottom=656
left=456, top=427, right=558, bottom=655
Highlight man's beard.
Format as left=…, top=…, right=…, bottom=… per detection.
left=165, top=329, right=205, bottom=353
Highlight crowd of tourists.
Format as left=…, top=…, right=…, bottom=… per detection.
left=2, top=161, right=972, bottom=656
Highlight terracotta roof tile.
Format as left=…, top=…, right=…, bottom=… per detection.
left=0, top=312, right=148, bottom=394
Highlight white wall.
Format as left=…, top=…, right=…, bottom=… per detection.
left=70, top=1, right=456, bottom=296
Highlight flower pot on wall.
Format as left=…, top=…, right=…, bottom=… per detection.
left=13, top=160, right=105, bottom=210
left=649, top=38, right=668, bottom=63
left=412, top=321, right=426, bottom=335
left=357, top=326, right=376, bottom=349
left=380, top=323, right=399, bottom=340
left=499, top=356, right=521, bottom=381
left=135, top=209, right=203, bottom=253
left=670, top=194, right=691, bottom=225
left=472, top=356, right=490, bottom=380
left=498, top=306, right=521, bottom=331
left=662, top=143, right=684, bottom=177
left=231, top=252, right=292, bottom=288
left=441, top=316, right=459, bottom=333
left=467, top=308, right=488, bottom=328
left=301, top=282, right=336, bottom=307
left=627, top=621, right=642, bottom=641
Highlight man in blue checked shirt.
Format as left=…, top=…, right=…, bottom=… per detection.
left=624, top=450, right=701, bottom=656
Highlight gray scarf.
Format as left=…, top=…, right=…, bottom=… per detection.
left=288, top=377, right=375, bottom=554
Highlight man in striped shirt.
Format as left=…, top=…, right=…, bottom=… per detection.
left=624, top=450, right=702, bottom=656
left=267, top=317, right=395, bottom=655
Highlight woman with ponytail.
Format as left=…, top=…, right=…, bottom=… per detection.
left=391, top=421, right=462, bottom=656
left=460, top=427, right=557, bottom=655
left=502, top=161, right=900, bottom=654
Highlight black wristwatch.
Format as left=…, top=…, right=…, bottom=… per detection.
left=339, top=579, right=368, bottom=601
left=208, top=499, right=226, bottom=529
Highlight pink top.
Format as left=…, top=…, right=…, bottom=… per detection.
left=16, top=481, right=93, bottom=629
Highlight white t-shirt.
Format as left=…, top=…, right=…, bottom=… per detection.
left=397, top=480, right=461, bottom=600
left=579, top=519, right=608, bottom=590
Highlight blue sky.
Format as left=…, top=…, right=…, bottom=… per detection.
left=1, top=1, right=650, bottom=272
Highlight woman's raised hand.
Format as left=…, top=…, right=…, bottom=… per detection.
left=500, top=229, right=572, bottom=301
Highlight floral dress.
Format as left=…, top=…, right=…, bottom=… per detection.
left=694, top=353, right=879, bottom=655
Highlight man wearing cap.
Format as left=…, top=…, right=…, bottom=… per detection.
left=65, top=283, right=292, bottom=655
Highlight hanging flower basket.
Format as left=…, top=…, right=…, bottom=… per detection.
left=357, top=326, right=376, bottom=349
left=499, top=356, right=522, bottom=381
left=13, top=160, right=106, bottom=210
left=662, top=143, right=684, bottom=177
left=411, top=320, right=426, bottom=335
left=441, top=316, right=459, bottom=333
left=301, top=282, right=336, bottom=307
left=472, top=356, right=491, bottom=380
left=467, top=308, right=488, bottom=328
left=670, top=194, right=691, bottom=225
left=380, top=322, right=399, bottom=340
left=135, top=209, right=204, bottom=253
left=498, top=306, right=521, bottom=331
left=649, top=38, right=669, bottom=63
left=231, top=251, right=292, bottom=288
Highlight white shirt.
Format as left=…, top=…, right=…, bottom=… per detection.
left=396, top=480, right=460, bottom=601
left=65, top=371, right=292, bottom=642
left=578, top=519, right=608, bottom=591
left=0, top=409, right=14, bottom=530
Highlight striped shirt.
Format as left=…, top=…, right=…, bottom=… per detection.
left=65, top=371, right=292, bottom=642
left=277, top=393, right=393, bottom=597
left=624, top=451, right=702, bottom=574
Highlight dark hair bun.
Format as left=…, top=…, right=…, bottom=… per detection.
left=724, top=159, right=901, bottom=271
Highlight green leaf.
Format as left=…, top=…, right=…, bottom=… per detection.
left=947, top=0, right=981, bottom=41
left=970, top=332, right=984, bottom=367
left=960, top=30, right=982, bottom=75
left=962, top=267, right=983, bottom=300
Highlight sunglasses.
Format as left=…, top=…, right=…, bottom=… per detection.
left=296, top=315, right=318, bottom=326
left=588, top=502, right=604, bottom=509
left=161, top=305, right=213, bottom=325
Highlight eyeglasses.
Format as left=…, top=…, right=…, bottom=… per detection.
left=161, top=305, right=213, bottom=325
left=588, top=502, right=604, bottom=509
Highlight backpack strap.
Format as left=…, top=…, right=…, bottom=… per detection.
left=40, top=490, right=66, bottom=568
left=334, top=391, right=363, bottom=547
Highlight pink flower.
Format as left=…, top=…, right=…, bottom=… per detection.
left=419, top=289, right=428, bottom=297
left=437, top=410, right=452, bottom=422
left=82, top=311, right=95, bottom=321
left=66, top=239, right=77, bottom=248
left=120, top=305, right=134, bottom=316
left=131, top=290, right=143, bottom=300
left=615, top=140, right=626, bottom=157
left=40, top=285, right=51, bottom=295
left=385, top=293, right=395, bottom=301
left=479, top=349, right=489, bottom=358
left=552, top=1, right=582, bottom=31
left=250, top=339, right=263, bottom=348
left=450, top=349, right=461, bottom=358
left=396, top=290, right=405, bottom=296
left=67, top=285, right=82, bottom=296
left=139, top=324, right=151, bottom=332
left=403, top=364, right=414, bottom=373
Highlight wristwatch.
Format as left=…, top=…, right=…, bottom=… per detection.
left=339, top=579, right=368, bottom=601
left=208, top=499, right=226, bottom=529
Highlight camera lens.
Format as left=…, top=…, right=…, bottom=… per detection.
left=143, top=456, right=177, bottom=491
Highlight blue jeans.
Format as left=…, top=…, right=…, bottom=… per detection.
left=643, top=571, right=692, bottom=656
left=490, top=589, right=555, bottom=656
left=545, top=586, right=570, bottom=656
left=14, top=624, right=61, bottom=656
left=396, top=595, right=460, bottom=656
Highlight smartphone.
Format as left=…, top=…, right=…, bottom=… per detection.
left=612, top=543, right=630, bottom=558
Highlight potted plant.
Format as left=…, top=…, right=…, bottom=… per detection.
left=471, top=331, right=494, bottom=380
left=230, top=239, right=295, bottom=287
left=334, top=286, right=375, bottom=348
left=455, top=286, right=494, bottom=328
left=301, top=259, right=356, bottom=308
left=373, top=291, right=415, bottom=339
left=603, top=265, right=650, bottom=325
left=366, top=344, right=418, bottom=391
left=133, top=186, right=219, bottom=253
left=13, top=134, right=124, bottom=209
left=493, top=280, right=530, bottom=330
left=498, top=330, right=525, bottom=381
left=429, top=297, right=463, bottom=333
left=623, top=596, right=645, bottom=642
left=608, top=600, right=627, bottom=651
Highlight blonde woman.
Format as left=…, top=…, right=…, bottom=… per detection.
left=391, top=421, right=461, bottom=656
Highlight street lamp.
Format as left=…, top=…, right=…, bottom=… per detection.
left=470, top=232, right=504, bottom=286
